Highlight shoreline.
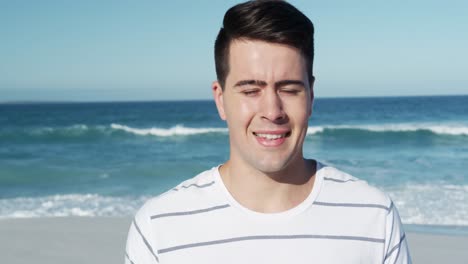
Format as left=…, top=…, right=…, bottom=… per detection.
left=405, top=223, right=468, bottom=237
left=2, top=217, right=467, bottom=264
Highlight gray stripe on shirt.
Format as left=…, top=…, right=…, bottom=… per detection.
left=387, top=201, right=394, bottom=215
left=323, top=177, right=359, bottom=183
left=384, top=233, right=406, bottom=262
left=133, top=220, right=159, bottom=263
left=314, top=201, right=390, bottom=211
left=150, top=204, right=230, bottom=220
left=125, top=252, right=135, bottom=264
left=173, top=181, right=215, bottom=191
left=158, top=234, right=385, bottom=254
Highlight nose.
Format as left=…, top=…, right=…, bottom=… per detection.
left=261, top=89, right=286, bottom=122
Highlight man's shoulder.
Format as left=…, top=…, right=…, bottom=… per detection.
left=135, top=167, right=222, bottom=218
left=317, top=164, right=392, bottom=207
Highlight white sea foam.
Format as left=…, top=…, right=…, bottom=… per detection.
left=19, top=123, right=468, bottom=138
left=1, top=184, right=467, bottom=226
left=0, top=194, right=149, bottom=219
left=110, top=123, right=228, bottom=137
left=306, top=126, right=325, bottom=134
left=30, top=124, right=90, bottom=136
left=306, top=123, right=468, bottom=136
left=385, top=184, right=468, bottom=226
left=110, top=123, right=468, bottom=137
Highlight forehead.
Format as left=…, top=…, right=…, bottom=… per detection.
left=226, top=39, right=307, bottom=83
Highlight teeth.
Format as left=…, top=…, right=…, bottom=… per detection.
left=255, top=133, right=286, bottom=140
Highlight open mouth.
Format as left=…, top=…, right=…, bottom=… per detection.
left=253, top=131, right=291, bottom=140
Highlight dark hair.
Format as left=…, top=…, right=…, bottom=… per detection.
left=214, top=0, right=315, bottom=89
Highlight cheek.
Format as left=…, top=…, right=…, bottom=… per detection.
left=293, top=110, right=309, bottom=123
left=286, top=101, right=310, bottom=123
left=238, top=100, right=255, bottom=117
left=225, top=98, right=256, bottom=124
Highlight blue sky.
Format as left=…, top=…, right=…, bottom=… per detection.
left=1, top=0, right=467, bottom=102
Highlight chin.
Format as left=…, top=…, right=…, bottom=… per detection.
left=253, top=159, right=291, bottom=174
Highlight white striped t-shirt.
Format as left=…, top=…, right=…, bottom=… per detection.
left=125, top=162, right=411, bottom=264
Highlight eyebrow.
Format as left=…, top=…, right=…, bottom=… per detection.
left=233, top=79, right=305, bottom=89
left=234, top=80, right=267, bottom=87
left=274, top=80, right=305, bottom=88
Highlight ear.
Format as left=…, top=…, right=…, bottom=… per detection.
left=212, top=81, right=227, bottom=120
left=308, top=77, right=315, bottom=117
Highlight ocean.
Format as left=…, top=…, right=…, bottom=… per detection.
left=1, top=96, right=467, bottom=234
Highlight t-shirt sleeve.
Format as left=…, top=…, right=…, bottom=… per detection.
left=125, top=205, right=160, bottom=264
left=383, top=200, right=412, bottom=264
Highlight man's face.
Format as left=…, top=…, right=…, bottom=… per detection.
left=213, top=40, right=313, bottom=174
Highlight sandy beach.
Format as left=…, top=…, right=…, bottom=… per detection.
left=1, top=217, right=467, bottom=264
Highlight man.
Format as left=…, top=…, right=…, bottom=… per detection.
left=125, top=1, right=411, bottom=263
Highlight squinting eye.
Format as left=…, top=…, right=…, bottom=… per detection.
left=242, top=90, right=259, bottom=96
left=281, top=89, right=300, bottom=95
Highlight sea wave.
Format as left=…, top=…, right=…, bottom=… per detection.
left=110, top=123, right=228, bottom=137
left=0, top=194, right=149, bottom=218
left=1, top=184, right=467, bottom=226
left=1, top=123, right=467, bottom=142
left=0, top=124, right=109, bottom=142
left=110, top=123, right=468, bottom=137
left=31, top=124, right=91, bottom=134
left=385, top=184, right=468, bottom=226
left=308, top=124, right=468, bottom=136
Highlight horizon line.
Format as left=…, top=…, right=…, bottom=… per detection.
left=1, top=93, right=467, bottom=105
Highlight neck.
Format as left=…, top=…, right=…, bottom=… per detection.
left=219, top=159, right=316, bottom=213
